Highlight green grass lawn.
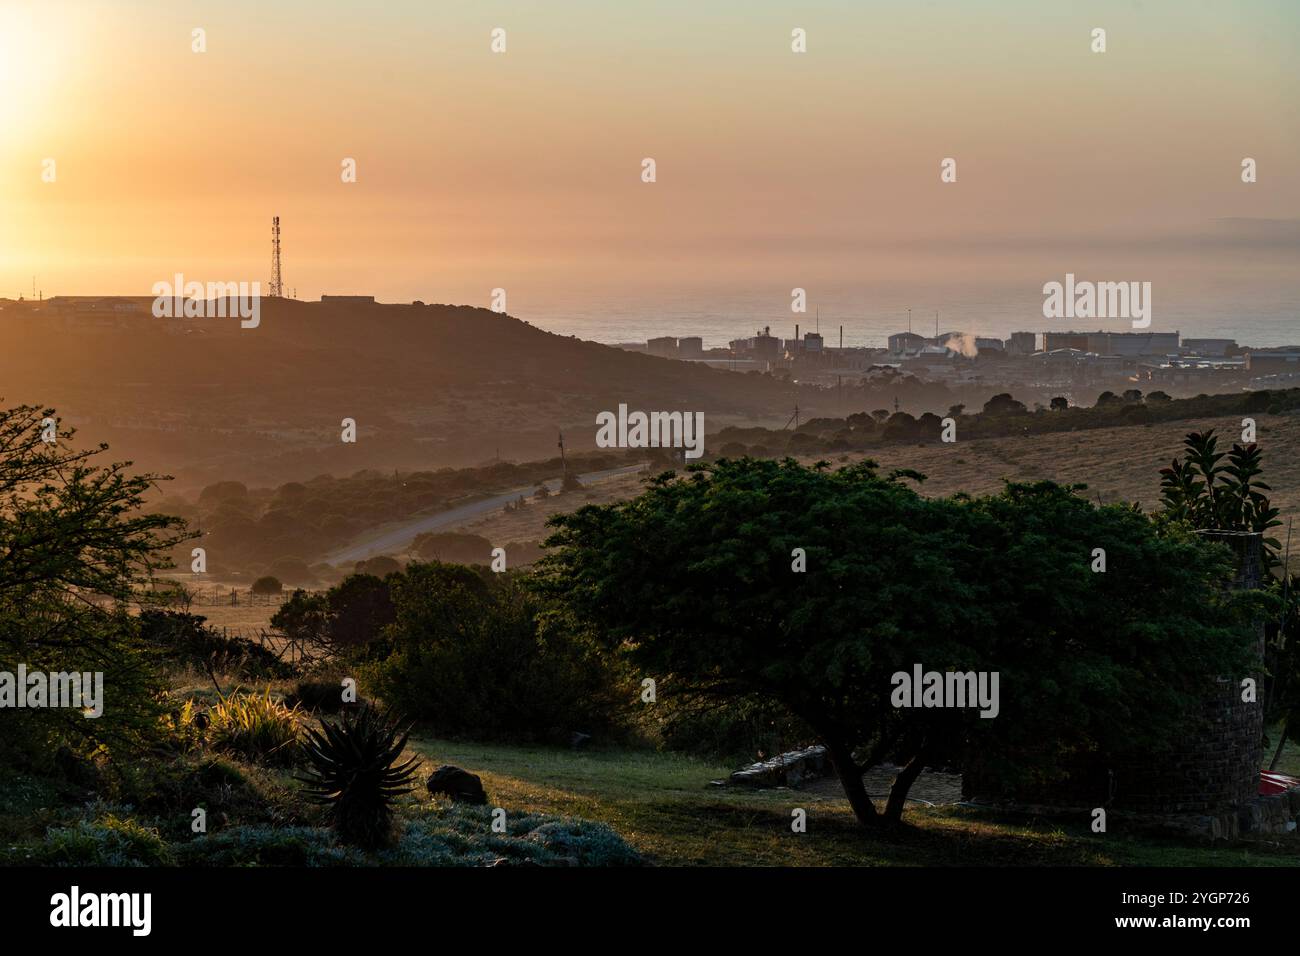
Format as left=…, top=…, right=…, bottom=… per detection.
left=408, top=735, right=1300, bottom=867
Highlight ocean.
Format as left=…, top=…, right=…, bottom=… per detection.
left=515, top=283, right=1299, bottom=351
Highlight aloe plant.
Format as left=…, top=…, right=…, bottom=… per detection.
left=298, top=705, right=421, bottom=849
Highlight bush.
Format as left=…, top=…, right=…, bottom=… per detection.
left=140, top=610, right=294, bottom=679
left=379, top=809, right=643, bottom=867
left=209, top=689, right=302, bottom=766
left=5, top=814, right=174, bottom=867
left=251, top=576, right=283, bottom=595
left=109, top=752, right=286, bottom=837
left=363, top=563, right=624, bottom=740
left=285, top=678, right=352, bottom=713
left=178, top=825, right=361, bottom=867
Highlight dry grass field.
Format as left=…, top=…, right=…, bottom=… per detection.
left=452, top=469, right=653, bottom=549
left=178, top=408, right=1300, bottom=602
left=854, top=410, right=1300, bottom=538
left=456, top=410, right=1300, bottom=561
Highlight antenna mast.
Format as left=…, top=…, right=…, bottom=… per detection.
left=269, top=216, right=283, bottom=297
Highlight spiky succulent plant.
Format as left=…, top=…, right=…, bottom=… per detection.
left=298, top=705, right=421, bottom=849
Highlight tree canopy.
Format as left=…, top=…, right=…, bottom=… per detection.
left=540, top=457, right=1258, bottom=826
left=0, top=404, right=190, bottom=765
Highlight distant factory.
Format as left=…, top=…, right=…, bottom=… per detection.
left=618, top=321, right=1300, bottom=393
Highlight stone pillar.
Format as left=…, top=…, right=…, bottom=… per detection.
left=962, top=530, right=1266, bottom=823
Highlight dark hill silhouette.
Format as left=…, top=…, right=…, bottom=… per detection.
left=0, top=297, right=808, bottom=489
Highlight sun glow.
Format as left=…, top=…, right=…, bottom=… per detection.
left=0, top=8, right=42, bottom=129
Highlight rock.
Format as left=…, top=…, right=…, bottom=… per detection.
left=427, top=765, right=488, bottom=805
left=729, top=745, right=830, bottom=789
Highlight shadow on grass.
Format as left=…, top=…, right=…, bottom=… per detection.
left=407, top=737, right=1300, bottom=867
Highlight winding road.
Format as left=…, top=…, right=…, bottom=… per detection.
left=324, top=463, right=648, bottom=565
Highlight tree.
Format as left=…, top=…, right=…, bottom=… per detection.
left=1122, top=389, right=1144, bottom=404
left=916, top=412, right=944, bottom=440
left=1095, top=391, right=1122, bottom=407
left=540, top=458, right=1257, bottom=829
left=982, top=393, right=1027, bottom=415
left=355, top=555, right=402, bottom=577
left=1147, top=390, right=1172, bottom=404
left=0, top=404, right=190, bottom=765
left=272, top=573, right=396, bottom=656
left=884, top=411, right=918, bottom=440
left=1050, top=396, right=1069, bottom=411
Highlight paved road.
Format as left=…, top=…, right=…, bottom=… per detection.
left=324, top=463, right=648, bottom=565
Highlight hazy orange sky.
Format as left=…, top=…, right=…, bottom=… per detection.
left=1, top=0, right=1297, bottom=311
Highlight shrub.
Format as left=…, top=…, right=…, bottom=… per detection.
left=7, top=814, right=174, bottom=867
left=209, top=689, right=302, bottom=766
left=178, top=825, right=361, bottom=867
left=110, top=752, right=285, bottom=837
left=140, top=610, right=294, bottom=679
left=251, top=575, right=283, bottom=595
left=365, top=564, right=624, bottom=740
left=285, top=678, right=352, bottom=714
left=379, top=809, right=643, bottom=867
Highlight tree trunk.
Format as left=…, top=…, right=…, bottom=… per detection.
left=883, top=744, right=928, bottom=823
left=823, top=736, right=878, bottom=826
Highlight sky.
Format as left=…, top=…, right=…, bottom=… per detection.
left=1, top=0, right=1297, bottom=336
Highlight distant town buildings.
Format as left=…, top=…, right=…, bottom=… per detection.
left=1182, top=338, right=1238, bottom=357
left=1246, top=349, right=1300, bottom=375
left=618, top=321, right=1298, bottom=394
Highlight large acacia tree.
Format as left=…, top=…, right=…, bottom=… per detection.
left=0, top=404, right=190, bottom=766
left=539, top=457, right=1256, bottom=827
